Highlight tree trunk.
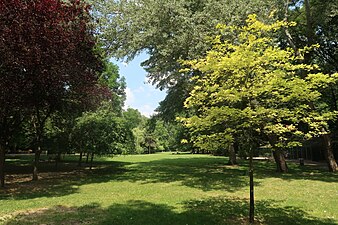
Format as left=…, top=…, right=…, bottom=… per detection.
left=284, top=0, right=298, bottom=54
left=86, top=153, right=89, bottom=164
left=273, top=148, right=288, bottom=173
left=33, top=146, right=41, bottom=181
left=249, top=146, right=254, bottom=224
left=0, top=144, right=6, bottom=188
left=78, top=152, right=83, bottom=167
left=227, top=143, right=237, bottom=165
left=90, top=152, right=94, bottom=170
left=55, top=151, right=61, bottom=170
left=323, top=134, right=338, bottom=172
left=303, top=0, right=315, bottom=64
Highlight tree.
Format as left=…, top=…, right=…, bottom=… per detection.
left=123, top=108, right=146, bottom=130
left=180, top=14, right=338, bottom=222
left=73, top=105, right=134, bottom=168
left=286, top=0, right=338, bottom=171
left=99, top=60, right=127, bottom=113
left=180, top=14, right=338, bottom=172
left=0, top=0, right=104, bottom=182
left=91, top=0, right=285, bottom=121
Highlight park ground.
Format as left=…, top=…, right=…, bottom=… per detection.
left=0, top=152, right=337, bottom=225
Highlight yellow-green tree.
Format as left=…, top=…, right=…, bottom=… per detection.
left=180, top=15, right=338, bottom=173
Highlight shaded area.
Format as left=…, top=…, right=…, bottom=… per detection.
left=4, top=198, right=336, bottom=225
left=113, top=157, right=249, bottom=192
left=1, top=154, right=337, bottom=201
left=246, top=159, right=338, bottom=183
left=1, top=155, right=250, bottom=200
left=0, top=156, right=130, bottom=200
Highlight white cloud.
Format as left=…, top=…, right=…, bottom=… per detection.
left=124, top=87, right=135, bottom=110
left=123, top=84, right=165, bottom=117
left=138, top=104, right=155, bottom=117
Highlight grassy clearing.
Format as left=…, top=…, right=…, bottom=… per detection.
left=0, top=152, right=337, bottom=224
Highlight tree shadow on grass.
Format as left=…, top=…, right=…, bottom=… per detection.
left=107, top=157, right=250, bottom=192
left=4, top=198, right=336, bottom=225
left=2, top=155, right=337, bottom=201
left=105, top=156, right=338, bottom=191
left=0, top=159, right=131, bottom=200
left=0, top=156, right=252, bottom=200
left=244, top=159, right=338, bottom=183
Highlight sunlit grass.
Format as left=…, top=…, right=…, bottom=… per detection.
left=1, top=152, right=337, bottom=224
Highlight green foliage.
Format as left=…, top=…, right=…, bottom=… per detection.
left=99, top=60, right=127, bottom=113
left=72, top=105, right=134, bottom=155
left=123, top=108, right=147, bottom=130
left=132, top=126, right=146, bottom=154
left=179, top=15, right=338, bottom=152
left=90, top=0, right=285, bottom=122
left=288, top=0, right=338, bottom=72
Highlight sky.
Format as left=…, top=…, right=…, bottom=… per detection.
left=111, top=52, right=166, bottom=117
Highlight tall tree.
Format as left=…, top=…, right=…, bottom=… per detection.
left=179, top=15, right=338, bottom=222
left=286, top=0, right=338, bottom=170
left=0, top=0, right=104, bottom=182
left=91, top=0, right=284, bottom=119
left=99, top=60, right=127, bottom=113
left=179, top=15, right=338, bottom=173
left=73, top=105, right=135, bottom=164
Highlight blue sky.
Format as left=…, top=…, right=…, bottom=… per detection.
left=111, top=52, right=166, bottom=117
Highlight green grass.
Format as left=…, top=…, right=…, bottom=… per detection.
left=0, top=152, right=337, bottom=224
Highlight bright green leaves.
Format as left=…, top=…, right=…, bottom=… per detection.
left=179, top=15, right=338, bottom=151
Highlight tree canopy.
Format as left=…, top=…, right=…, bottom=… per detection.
left=0, top=0, right=106, bottom=183
left=179, top=15, right=338, bottom=172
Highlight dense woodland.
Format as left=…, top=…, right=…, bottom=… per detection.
left=0, top=0, right=337, bottom=190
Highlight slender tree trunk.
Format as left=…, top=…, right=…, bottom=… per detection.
left=55, top=150, right=61, bottom=170
left=0, top=144, right=6, bottom=188
left=249, top=146, right=254, bottom=224
left=284, top=0, right=298, bottom=54
left=78, top=152, right=83, bottom=167
left=33, top=146, right=41, bottom=181
left=272, top=148, right=288, bottom=173
left=323, top=134, right=338, bottom=172
left=86, top=153, right=89, bottom=164
left=90, top=152, right=94, bottom=170
left=303, top=0, right=315, bottom=64
left=227, top=143, right=237, bottom=165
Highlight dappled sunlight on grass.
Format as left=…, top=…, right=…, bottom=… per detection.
left=4, top=198, right=336, bottom=225
left=1, top=153, right=337, bottom=224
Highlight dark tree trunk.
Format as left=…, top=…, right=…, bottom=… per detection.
left=33, top=146, right=41, bottom=181
left=284, top=0, right=298, bottom=53
left=0, top=144, right=6, bottom=188
left=227, top=143, right=237, bottom=165
left=249, top=146, right=254, bottom=224
left=78, top=152, right=83, bottom=167
left=272, top=148, right=288, bottom=173
left=86, top=153, right=89, bottom=164
left=323, top=134, right=338, bottom=172
left=55, top=151, right=61, bottom=170
left=90, top=152, right=94, bottom=170
left=32, top=108, right=49, bottom=181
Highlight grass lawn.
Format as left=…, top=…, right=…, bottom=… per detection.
left=0, top=152, right=337, bottom=224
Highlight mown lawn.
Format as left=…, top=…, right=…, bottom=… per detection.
left=0, top=152, right=337, bottom=224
